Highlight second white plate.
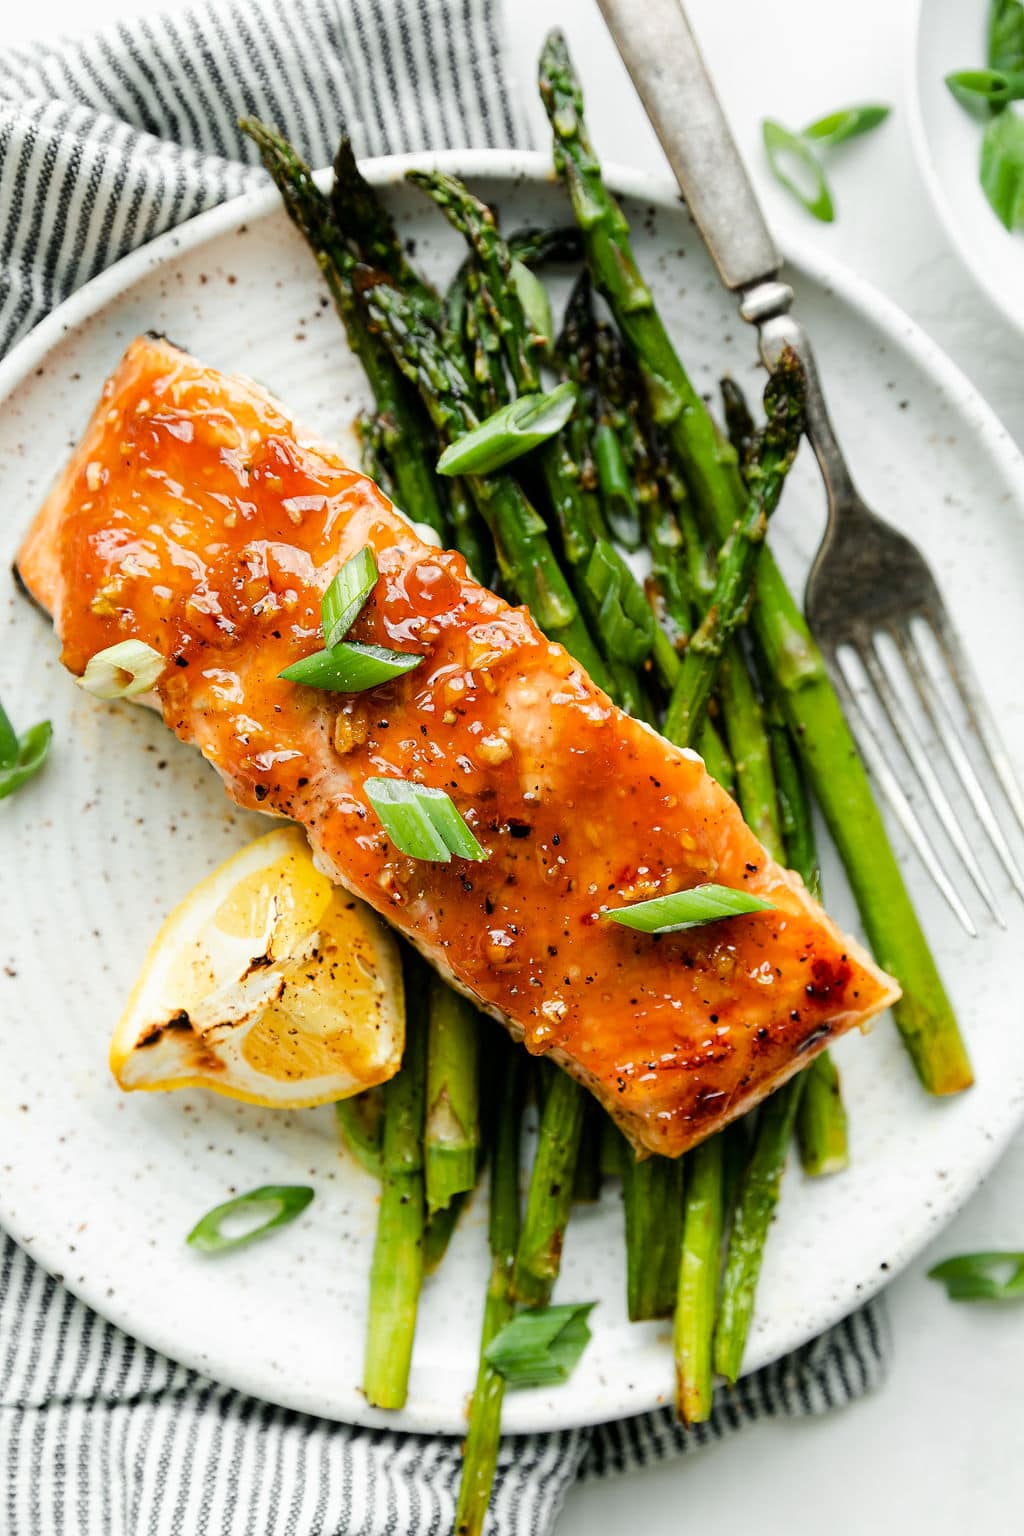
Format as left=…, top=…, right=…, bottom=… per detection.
left=908, top=0, right=1024, bottom=335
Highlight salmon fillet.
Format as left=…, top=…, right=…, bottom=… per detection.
left=17, top=335, right=899, bottom=1156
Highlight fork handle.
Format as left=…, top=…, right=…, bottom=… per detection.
left=596, top=0, right=780, bottom=290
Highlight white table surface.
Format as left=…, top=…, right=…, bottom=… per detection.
left=7, top=0, right=1024, bottom=1529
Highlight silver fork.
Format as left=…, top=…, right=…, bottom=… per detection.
left=598, top=0, right=1024, bottom=935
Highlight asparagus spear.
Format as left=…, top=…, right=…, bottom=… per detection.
left=330, top=136, right=440, bottom=317
left=572, top=1093, right=604, bottom=1204
left=767, top=697, right=850, bottom=1175
left=718, top=645, right=785, bottom=856
left=621, top=1145, right=684, bottom=1320
left=713, top=1077, right=807, bottom=1384
left=539, top=32, right=972, bottom=1097
left=423, top=1193, right=466, bottom=1276
left=240, top=120, right=448, bottom=541
left=455, top=1043, right=524, bottom=1536
left=662, top=349, right=806, bottom=745
left=424, top=974, right=481, bottom=1214
left=363, top=952, right=428, bottom=1410
left=336, top=1089, right=384, bottom=1178
left=675, top=1135, right=723, bottom=1425
left=720, top=375, right=757, bottom=464
left=511, top=1063, right=588, bottom=1307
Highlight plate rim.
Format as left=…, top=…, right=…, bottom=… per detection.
left=904, top=0, right=1024, bottom=337
left=2, top=146, right=1024, bottom=1435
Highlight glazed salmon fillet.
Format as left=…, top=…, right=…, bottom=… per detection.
left=17, top=336, right=899, bottom=1156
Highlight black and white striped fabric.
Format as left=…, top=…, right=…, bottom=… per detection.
left=0, top=3, right=890, bottom=1530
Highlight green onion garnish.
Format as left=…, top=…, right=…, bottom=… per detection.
left=77, top=639, right=166, bottom=699
left=365, top=776, right=489, bottom=863
left=186, top=1184, right=315, bottom=1255
left=762, top=105, right=889, bottom=222
left=608, top=883, right=774, bottom=935
left=928, top=1251, right=1024, bottom=1302
left=801, top=104, right=890, bottom=147
left=436, top=382, right=577, bottom=477
left=762, top=120, right=835, bottom=223
left=322, top=544, right=379, bottom=650
left=980, top=110, right=1024, bottom=229
left=990, top=0, right=1024, bottom=76
left=510, top=257, right=554, bottom=350
left=279, top=641, right=424, bottom=691
left=0, top=695, right=52, bottom=803
left=484, top=1302, right=594, bottom=1389
left=279, top=545, right=423, bottom=693
left=946, top=67, right=1024, bottom=115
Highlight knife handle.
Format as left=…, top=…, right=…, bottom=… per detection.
left=596, top=0, right=781, bottom=292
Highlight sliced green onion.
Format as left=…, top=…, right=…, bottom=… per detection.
left=946, top=68, right=1024, bottom=115
left=186, top=1184, right=314, bottom=1254
left=980, top=110, right=1024, bottom=228
left=322, top=545, right=379, bottom=650
left=77, top=639, right=166, bottom=700
left=279, top=641, right=424, bottom=692
left=0, top=696, right=18, bottom=767
left=608, top=883, right=774, bottom=935
left=989, top=0, right=1024, bottom=75
left=802, top=104, right=890, bottom=146
left=0, top=719, right=52, bottom=802
left=484, top=1302, right=594, bottom=1389
left=436, top=382, right=577, bottom=477
left=510, top=257, right=554, bottom=350
left=762, top=120, right=834, bottom=222
left=365, top=776, right=489, bottom=863
left=928, top=1251, right=1024, bottom=1302
left=593, top=423, right=642, bottom=550
left=583, top=539, right=654, bottom=666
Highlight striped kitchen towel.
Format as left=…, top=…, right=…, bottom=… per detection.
left=0, top=2, right=890, bottom=1531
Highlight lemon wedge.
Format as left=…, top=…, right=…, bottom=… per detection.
left=110, top=826, right=404, bottom=1106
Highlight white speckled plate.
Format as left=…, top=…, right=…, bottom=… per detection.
left=908, top=0, right=1024, bottom=335
left=1, top=151, right=1023, bottom=1436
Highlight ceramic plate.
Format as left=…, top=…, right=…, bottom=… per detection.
left=1, top=150, right=1023, bottom=1436
left=908, top=0, right=1024, bottom=334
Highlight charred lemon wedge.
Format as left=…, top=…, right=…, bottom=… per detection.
left=110, top=826, right=404, bottom=1106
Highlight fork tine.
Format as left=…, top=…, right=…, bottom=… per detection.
left=895, top=622, right=1024, bottom=904
left=861, top=638, right=1005, bottom=927
left=929, top=610, right=1024, bottom=834
left=831, top=647, right=978, bottom=937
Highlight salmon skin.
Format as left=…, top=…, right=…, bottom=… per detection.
left=17, top=336, right=899, bottom=1157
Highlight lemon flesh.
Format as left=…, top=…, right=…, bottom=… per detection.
left=110, top=826, right=404, bottom=1106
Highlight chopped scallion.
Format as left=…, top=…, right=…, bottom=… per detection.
left=484, top=1302, right=594, bottom=1389
left=510, top=257, right=554, bottom=350
left=322, top=545, right=380, bottom=650
left=279, top=641, right=424, bottom=691
left=608, top=883, right=774, bottom=935
left=365, top=776, right=489, bottom=863
left=762, top=120, right=834, bottom=222
left=77, top=639, right=166, bottom=700
left=186, top=1185, right=315, bottom=1254
left=0, top=698, right=52, bottom=803
left=436, top=382, right=577, bottom=477
left=928, top=1251, right=1024, bottom=1302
